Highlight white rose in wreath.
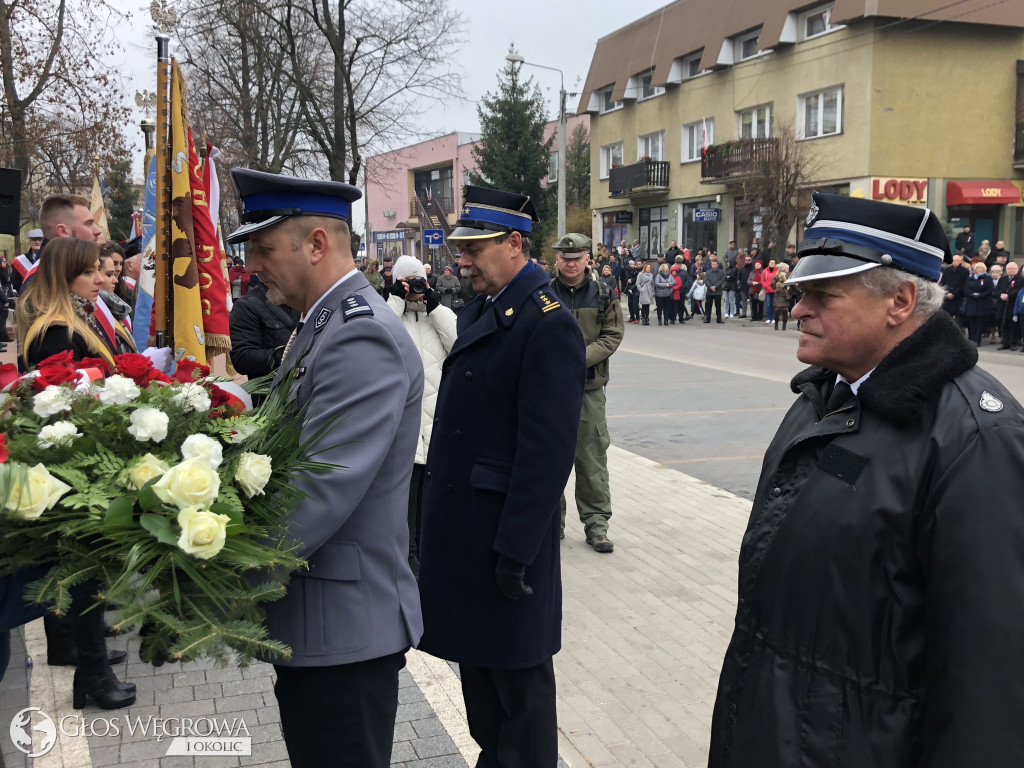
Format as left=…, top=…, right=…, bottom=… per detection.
left=180, top=434, right=224, bottom=470
left=152, top=457, right=221, bottom=509
left=176, top=505, right=230, bottom=559
left=33, top=386, right=72, bottom=418
left=128, top=407, right=169, bottom=443
left=37, top=421, right=80, bottom=449
left=4, top=463, right=73, bottom=519
left=98, top=375, right=141, bottom=406
left=127, top=453, right=172, bottom=490
left=234, top=453, right=272, bottom=497
left=171, top=383, right=211, bottom=413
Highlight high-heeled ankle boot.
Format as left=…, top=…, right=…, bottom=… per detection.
left=73, top=665, right=136, bottom=710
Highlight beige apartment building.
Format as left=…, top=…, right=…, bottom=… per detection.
left=580, top=0, right=1024, bottom=257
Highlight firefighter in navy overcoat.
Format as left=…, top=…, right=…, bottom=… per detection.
left=417, top=186, right=586, bottom=766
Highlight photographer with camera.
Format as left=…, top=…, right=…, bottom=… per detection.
left=387, top=255, right=458, bottom=576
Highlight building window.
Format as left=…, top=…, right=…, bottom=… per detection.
left=800, top=4, right=843, bottom=39
left=637, top=69, right=664, bottom=101
left=599, top=87, right=623, bottom=114
left=681, top=119, right=714, bottom=163
left=637, top=131, right=665, bottom=162
left=548, top=152, right=558, bottom=182
left=799, top=87, right=842, bottom=138
left=684, top=53, right=705, bottom=79
left=736, top=30, right=761, bottom=61
left=600, top=142, right=623, bottom=179
left=739, top=105, right=771, bottom=139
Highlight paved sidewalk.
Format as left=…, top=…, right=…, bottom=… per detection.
left=6, top=443, right=749, bottom=767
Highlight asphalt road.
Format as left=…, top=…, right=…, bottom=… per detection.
left=604, top=308, right=1024, bottom=501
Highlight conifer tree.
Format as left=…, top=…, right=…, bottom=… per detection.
left=470, top=48, right=554, bottom=257
left=104, top=154, right=138, bottom=243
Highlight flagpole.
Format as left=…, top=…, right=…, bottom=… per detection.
left=154, top=34, right=172, bottom=349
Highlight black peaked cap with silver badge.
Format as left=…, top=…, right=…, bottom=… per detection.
left=226, top=168, right=362, bottom=244
left=449, top=185, right=539, bottom=241
left=788, top=192, right=952, bottom=284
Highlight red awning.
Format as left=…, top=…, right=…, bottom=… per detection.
left=946, top=180, right=1021, bottom=206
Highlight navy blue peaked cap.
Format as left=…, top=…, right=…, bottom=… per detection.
left=226, top=168, right=362, bottom=244
left=789, top=192, right=952, bottom=284
left=450, top=185, right=539, bottom=241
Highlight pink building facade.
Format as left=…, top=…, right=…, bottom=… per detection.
left=363, top=115, right=589, bottom=264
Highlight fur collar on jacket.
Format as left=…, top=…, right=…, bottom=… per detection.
left=791, top=311, right=978, bottom=426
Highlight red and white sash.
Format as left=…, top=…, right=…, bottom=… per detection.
left=13, top=254, right=36, bottom=281
left=123, top=276, right=137, bottom=292
left=93, top=296, right=119, bottom=350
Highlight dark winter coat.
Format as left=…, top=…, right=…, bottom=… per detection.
left=710, top=311, right=1024, bottom=768
left=962, top=272, right=994, bottom=318
left=418, top=263, right=586, bottom=668
left=228, top=282, right=300, bottom=378
left=995, top=272, right=1024, bottom=321
left=939, top=263, right=970, bottom=313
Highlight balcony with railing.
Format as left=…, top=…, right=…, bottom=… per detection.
left=609, top=159, right=670, bottom=198
left=700, top=138, right=779, bottom=182
left=1015, top=123, right=1024, bottom=169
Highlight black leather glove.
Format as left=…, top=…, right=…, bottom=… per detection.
left=389, top=280, right=407, bottom=298
left=495, top=555, right=533, bottom=600
left=425, top=289, right=441, bottom=314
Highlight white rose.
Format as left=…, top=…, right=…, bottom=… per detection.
left=37, top=421, right=80, bottom=449
left=128, top=407, right=169, bottom=442
left=180, top=434, right=224, bottom=469
left=98, top=375, right=141, bottom=406
left=33, top=386, right=72, bottom=418
left=176, top=505, right=230, bottom=560
left=4, top=463, right=72, bottom=520
left=171, top=383, right=211, bottom=413
left=127, top=453, right=171, bottom=490
left=234, top=453, right=272, bottom=497
left=152, top=457, right=221, bottom=509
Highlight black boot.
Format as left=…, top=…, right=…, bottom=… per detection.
left=73, top=665, right=136, bottom=710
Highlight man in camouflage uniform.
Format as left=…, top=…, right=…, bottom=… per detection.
left=551, top=233, right=625, bottom=553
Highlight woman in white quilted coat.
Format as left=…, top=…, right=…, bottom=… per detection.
left=387, top=255, right=458, bottom=577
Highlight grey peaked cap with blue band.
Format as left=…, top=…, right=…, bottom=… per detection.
left=226, top=168, right=362, bottom=244
left=788, top=192, right=952, bottom=284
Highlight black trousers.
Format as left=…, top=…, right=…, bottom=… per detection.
left=274, top=651, right=406, bottom=768
left=461, top=658, right=557, bottom=768
left=44, top=579, right=107, bottom=672
left=706, top=294, right=722, bottom=321
left=408, top=464, right=426, bottom=575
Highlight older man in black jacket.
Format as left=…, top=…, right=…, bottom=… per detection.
left=710, top=193, right=1024, bottom=768
left=228, top=278, right=300, bottom=390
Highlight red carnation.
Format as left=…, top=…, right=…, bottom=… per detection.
left=114, top=353, right=158, bottom=387
left=172, top=359, right=211, bottom=384
left=0, top=434, right=7, bottom=463
left=33, top=351, right=79, bottom=391
left=209, top=385, right=244, bottom=419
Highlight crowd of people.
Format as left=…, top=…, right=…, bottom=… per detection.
left=589, top=239, right=800, bottom=331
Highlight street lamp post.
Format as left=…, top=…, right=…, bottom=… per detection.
left=505, top=53, right=567, bottom=238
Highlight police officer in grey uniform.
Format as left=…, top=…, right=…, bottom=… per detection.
left=226, top=169, right=424, bottom=768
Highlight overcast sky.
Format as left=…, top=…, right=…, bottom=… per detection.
left=111, top=0, right=673, bottom=230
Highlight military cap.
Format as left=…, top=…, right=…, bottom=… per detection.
left=788, top=192, right=951, bottom=284
left=225, top=168, right=362, bottom=244
left=551, top=233, right=592, bottom=255
left=28, top=229, right=43, bottom=239
left=450, top=185, right=538, bottom=241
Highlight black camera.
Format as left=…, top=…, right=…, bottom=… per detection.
left=407, top=276, right=428, bottom=294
